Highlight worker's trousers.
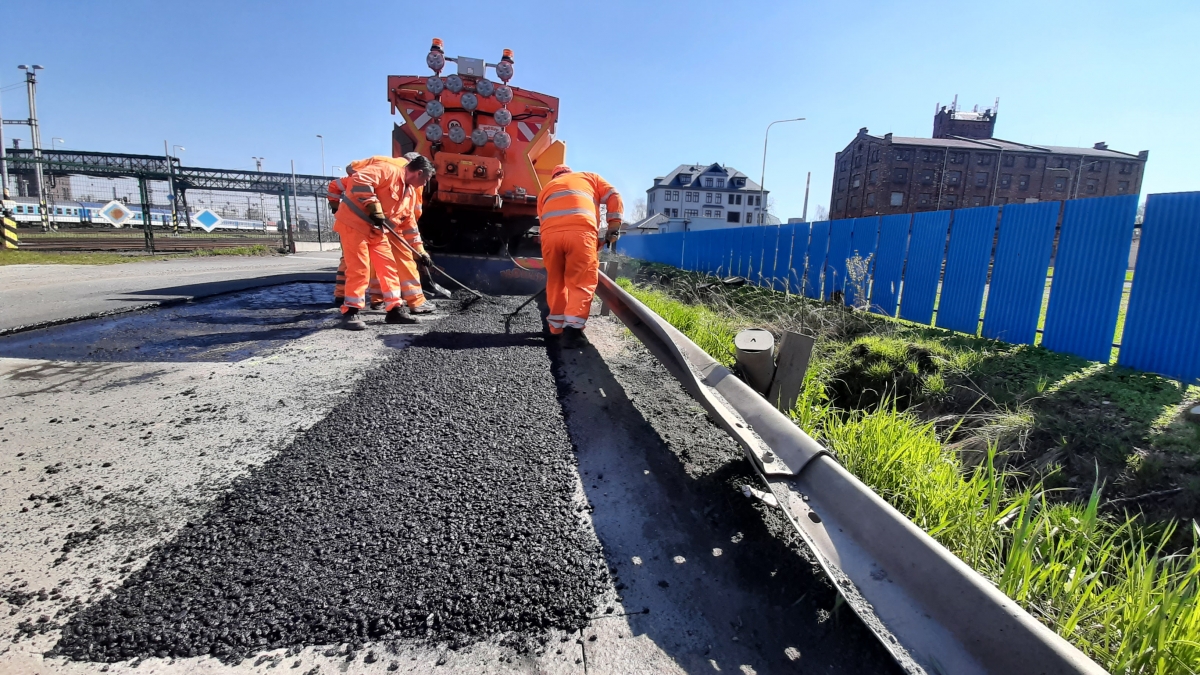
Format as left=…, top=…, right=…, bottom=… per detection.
left=340, top=227, right=403, bottom=313
left=385, top=233, right=428, bottom=309
left=541, top=229, right=599, bottom=334
left=335, top=255, right=385, bottom=304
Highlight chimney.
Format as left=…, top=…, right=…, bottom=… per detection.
left=858, top=127, right=869, bottom=137
left=1093, top=142, right=1109, bottom=150
left=884, top=133, right=893, bottom=144
left=1138, top=150, right=1149, bottom=160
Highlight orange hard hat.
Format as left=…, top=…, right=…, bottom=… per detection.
left=551, top=164, right=572, bottom=178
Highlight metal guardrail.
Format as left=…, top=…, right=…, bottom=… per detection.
left=594, top=272, right=1107, bottom=675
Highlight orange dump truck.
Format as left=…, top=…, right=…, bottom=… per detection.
left=388, top=39, right=565, bottom=271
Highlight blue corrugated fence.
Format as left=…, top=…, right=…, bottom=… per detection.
left=613, top=191, right=1198, bottom=383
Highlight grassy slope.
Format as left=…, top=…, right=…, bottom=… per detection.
left=617, top=269, right=1200, bottom=674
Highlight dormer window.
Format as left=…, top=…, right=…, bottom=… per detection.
left=678, top=174, right=690, bottom=185
left=716, top=179, right=725, bottom=188
left=704, top=177, right=713, bottom=187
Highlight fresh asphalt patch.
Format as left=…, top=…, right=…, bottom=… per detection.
left=50, top=299, right=608, bottom=664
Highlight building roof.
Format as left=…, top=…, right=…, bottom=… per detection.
left=875, top=134, right=1144, bottom=159
left=651, top=163, right=764, bottom=192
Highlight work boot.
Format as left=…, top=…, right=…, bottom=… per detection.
left=561, top=326, right=588, bottom=348
left=409, top=303, right=437, bottom=315
left=385, top=307, right=418, bottom=324
left=340, top=308, right=367, bottom=331
left=332, top=296, right=344, bottom=308
left=369, top=301, right=385, bottom=310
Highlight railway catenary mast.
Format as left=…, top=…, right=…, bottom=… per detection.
left=388, top=39, right=566, bottom=257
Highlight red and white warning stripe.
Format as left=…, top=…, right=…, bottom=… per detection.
left=516, top=122, right=543, bottom=142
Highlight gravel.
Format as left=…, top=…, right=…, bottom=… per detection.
left=50, top=298, right=607, bottom=664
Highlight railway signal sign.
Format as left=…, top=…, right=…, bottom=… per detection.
left=194, top=209, right=223, bottom=233
left=98, top=200, right=135, bottom=228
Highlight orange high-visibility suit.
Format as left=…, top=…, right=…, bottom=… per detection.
left=333, top=156, right=420, bottom=313
left=536, top=169, right=623, bottom=334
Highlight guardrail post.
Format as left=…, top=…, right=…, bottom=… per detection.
left=735, top=328, right=775, bottom=394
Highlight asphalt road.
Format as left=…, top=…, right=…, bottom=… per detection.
left=0, top=253, right=339, bottom=333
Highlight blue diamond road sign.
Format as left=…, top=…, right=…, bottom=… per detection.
left=194, top=209, right=223, bottom=233
left=99, top=200, right=135, bottom=228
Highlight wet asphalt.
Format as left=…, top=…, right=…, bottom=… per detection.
left=50, top=298, right=608, bottom=664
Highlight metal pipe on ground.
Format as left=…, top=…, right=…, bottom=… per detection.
left=594, top=271, right=1107, bottom=675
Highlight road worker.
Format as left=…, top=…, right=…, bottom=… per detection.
left=332, top=154, right=436, bottom=330
left=536, top=164, right=623, bottom=346
left=328, top=164, right=356, bottom=307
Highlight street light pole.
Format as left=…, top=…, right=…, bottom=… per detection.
left=758, top=117, right=805, bottom=227
left=1072, top=160, right=1102, bottom=199
left=316, top=135, right=325, bottom=176
left=251, top=157, right=265, bottom=228
left=19, top=65, right=47, bottom=231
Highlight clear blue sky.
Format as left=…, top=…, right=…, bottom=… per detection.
left=1, top=0, right=1195, bottom=220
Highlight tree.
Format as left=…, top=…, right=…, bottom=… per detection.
left=815, top=204, right=829, bottom=221
left=633, top=198, right=647, bottom=221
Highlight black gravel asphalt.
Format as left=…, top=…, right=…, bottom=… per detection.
left=51, top=299, right=607, bottom=663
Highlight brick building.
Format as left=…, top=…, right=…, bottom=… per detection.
left=829, top=104, right=1148, bottom=220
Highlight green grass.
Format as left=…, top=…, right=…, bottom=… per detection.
left=617, top=277, right=1200, bottom=673
left=0, top=245, right=275, bottom=266
left=0, top=249, right=183, bottom=265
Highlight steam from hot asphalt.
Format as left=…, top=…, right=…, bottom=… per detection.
left=52, top=298, right=608, bottom=663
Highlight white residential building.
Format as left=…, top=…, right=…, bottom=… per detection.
left=645, top=163, right=778, bottom=233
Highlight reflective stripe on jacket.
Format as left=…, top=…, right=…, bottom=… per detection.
left=536, top=171, right=624, bottom=237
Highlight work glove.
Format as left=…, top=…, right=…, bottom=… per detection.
left=366, top=202, right=387, bottom=231
left=417, top=252, right=434, bottom=269
left=329, top=202, right=339, bottom=214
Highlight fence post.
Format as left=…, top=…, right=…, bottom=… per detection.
left=137, top=176, right=154, bottom=253
left=313, top=194, right=323, bottom=251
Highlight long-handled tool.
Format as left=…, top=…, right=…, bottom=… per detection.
left=379, top=221, right=486, bottom=306
left=503, top=288, right=545, bottom=333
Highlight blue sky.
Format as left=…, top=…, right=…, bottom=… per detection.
left=1, top=0, right=1194, bottom=220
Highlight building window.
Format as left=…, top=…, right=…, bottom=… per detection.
left=733, top=194, right=742, bottom=205
left=700, top=177, right=710, bottom=187
left=1086, top=179, right=1098, bottom=193
left=1018, top=175, right=1030, bottom=190
left=890, top=192, right=904, bottom=207
left=1117, top=181, right=1130, bottom=193
left=1119, top=163, right=1133, bottom=174
left=715, top=194, right=722, bottom=204
left=893, top=168, right=909, bottom=183
left=996, top=197, right=1008, bottom=205
left=919, top=170, right=933, bottom=185
left=685, top=209, right=698, bottom=218
left=850, top=195, right=860, bottom=208
left=852, top=175, right=862, bottom=188
left=870, top=149, right=880, bottom=163
left=977, top=155, right=991, bottom=166
left=705, top=193, right=713, bottom=203
left=673, top=208, right=679, bottom=217
left=726, top=212, right=740, bottom=223
left=975, top=172, right=989, bottom=187
left=674, top=191, right=682, bottom=201
left=755, top=195, right=762, bottom=206
left=949, top=152, right=965, bottom=164
left=895, top=150, right=912, bottom=161
left=716, top=178, right=725, bottom=188
left=866, top=193, right=876, bottom=207
left=853, top=155, right=863, bottom=168
left=836, top=198, right=845, bottom=210
left=944, top=195, right=957, bottom=208
left=1054, top=177, right=1066, bottom=192
left=1003, top=155, right=1015, bottom=167
left=837, top=178, right=847, bottom=192
left=947, top=170, right=962, bottom=185
left=713, top=209, right=722, bottom=218
left=840, top=161, right=848, bottom=173
left=1000, top=174, right=1012, bottom=188
left=1087, top=162, right=1103, bottom=173
left=918, top=193, right=931, bottom=205
left=1026, top=156, right=1038, bottom=169
left=1055, top=157, right=1069, bottom=169
left=704, top=209, right=712, bottom=218
left=868, top=169, right=878, bottom=184
left=972, top=196, right=985, bottom=206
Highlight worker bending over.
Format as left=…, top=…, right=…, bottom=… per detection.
left=536, top=164, right=623, bottom=346
left=333, top=154, right=436, bottom=330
